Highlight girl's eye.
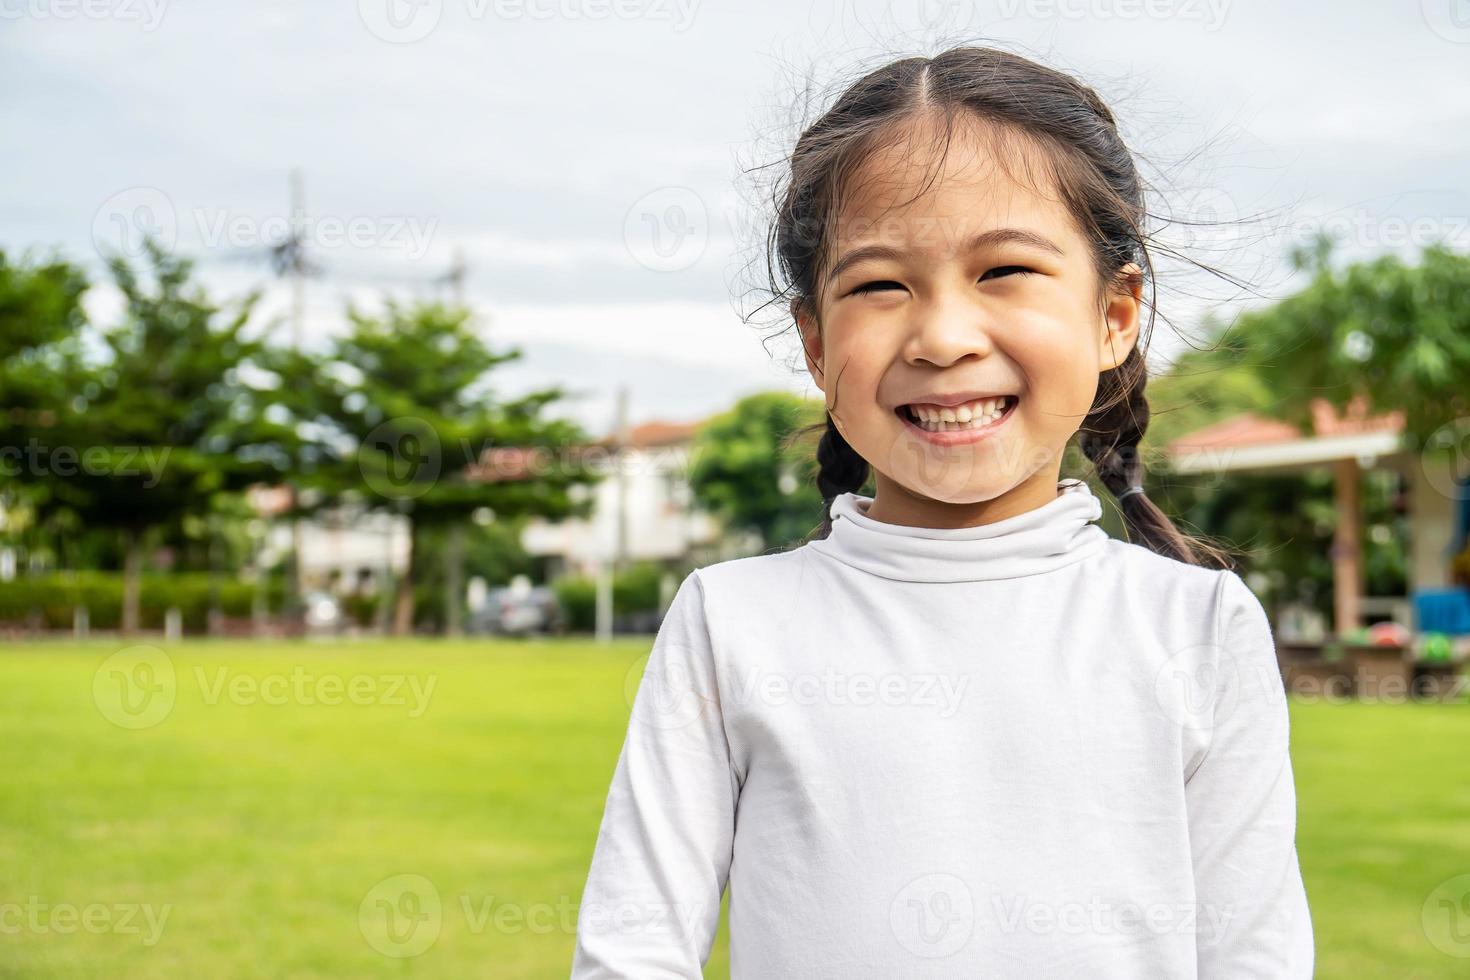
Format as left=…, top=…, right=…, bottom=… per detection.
left=849, top=280, right=905, bottom=296
left=981, top=264, right=1040, bottom=279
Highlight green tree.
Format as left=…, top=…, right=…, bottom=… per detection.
left=687, top=391, right=832, bottom=550
left=0, top=250, right=90, bottom=569
left=281, top=298, right=596, bottom=635
left=1223, top=239, right=1470, bottom=449
left=0, top=248, right=88, bottom=369
left=22, top=240, right=276, bottom=633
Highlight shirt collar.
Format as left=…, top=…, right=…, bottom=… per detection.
left=806, top=478, right=1109, bottom=583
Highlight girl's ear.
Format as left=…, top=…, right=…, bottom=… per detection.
left=793, top=298, right=826, bottom=393
left=1099, top=262, right=1143, bottom=372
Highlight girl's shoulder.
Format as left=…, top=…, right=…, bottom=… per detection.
left=677, top=545, right=827, bottom=644
left=1098, top=534, right=1226, bottom=583
left=687, top=544, right=812, bottom=601
left=1098, top=536, right=1256, bottom=632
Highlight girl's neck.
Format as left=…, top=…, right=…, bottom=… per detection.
left=863, top=467, right=1065, bottom=530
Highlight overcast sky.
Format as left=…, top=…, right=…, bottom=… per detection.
left=4, top=0, right=1467, bottom=436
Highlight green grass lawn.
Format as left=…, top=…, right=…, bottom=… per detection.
left=0, top=640, right=1466, bottom=978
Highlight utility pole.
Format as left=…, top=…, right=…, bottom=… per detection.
left=440, top=246, right=470, bottom=638
left=444, top=247, right=467, bottom=308
left=613, top=385, right=630, bottom=575
left=596, top=387, right=631, bottom=643
left=289, top=170, right=307, bottom=347
left=284, top=170, right=309, bottom=628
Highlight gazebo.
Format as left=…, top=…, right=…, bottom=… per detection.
left=1166, top=394, right=1469, bottom=643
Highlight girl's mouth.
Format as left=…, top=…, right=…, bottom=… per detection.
left=895, top=395, right=1019, bottom=447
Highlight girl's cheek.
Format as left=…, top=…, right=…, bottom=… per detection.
left=825, top=334, right=888, bottom=396
left=831, top=316, right=897, bottom=367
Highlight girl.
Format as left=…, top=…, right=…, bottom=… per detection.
left=572, top=46, right=1313, bottom=978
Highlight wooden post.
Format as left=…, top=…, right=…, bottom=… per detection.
left=1331, top=458, right=1363, bottom=636
left=596, top=556, right=613, bottom=644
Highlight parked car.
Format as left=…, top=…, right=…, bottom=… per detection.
left=469, top=583, right=564, bottom=636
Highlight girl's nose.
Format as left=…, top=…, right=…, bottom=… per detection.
left=901, top=291, right=996, bottom=368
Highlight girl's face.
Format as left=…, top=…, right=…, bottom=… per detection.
left=797, top=115, right=1142, bottom=527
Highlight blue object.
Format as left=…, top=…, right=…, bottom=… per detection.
left=1413, top=587, right=1470, bottom=636
left=1450, top=475, right=1470, bottom=557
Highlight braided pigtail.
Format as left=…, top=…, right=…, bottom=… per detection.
left=1081, top=347, right=1232, bottom=569
left=809, top=413, right=869, bottom=540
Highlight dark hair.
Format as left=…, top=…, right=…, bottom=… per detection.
left=758, top=46, right=1232, bottom=569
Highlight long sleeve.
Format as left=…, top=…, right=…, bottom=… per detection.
left=1185, top=570, right=1315, bottom=978
left=571, top=570, right=738, bottom=979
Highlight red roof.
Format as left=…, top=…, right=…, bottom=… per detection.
left=465, top=446, right=544, bottom=482
left=1169, top=395, right=1404, bottom=453
left=1309, top=394, right=1405, bottom=437
left=246, top=484, right=295, bottom=516
left=1168, top=412, right=1300, bottom=452
left=595, top=419, right=701, bottom=449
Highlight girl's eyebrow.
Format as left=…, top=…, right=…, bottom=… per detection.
left=826, top=227, right=1065, bottom=283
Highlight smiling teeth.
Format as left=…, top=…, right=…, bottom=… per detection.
left=908, top=397, right=1011, bottom=432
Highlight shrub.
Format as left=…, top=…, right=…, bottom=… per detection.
left=551, top=562, right=681, bottom=634
left=0, top=572, right=284, bottom=633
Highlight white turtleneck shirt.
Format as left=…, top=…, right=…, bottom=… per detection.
left=571, top=478, right=1314, bottom=979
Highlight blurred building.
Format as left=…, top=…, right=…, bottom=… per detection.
left=244, top=418, right=758, bottom=590
left=521, top=418, right=758, bottom=579
left=246, top=485, right=409, bottom=594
